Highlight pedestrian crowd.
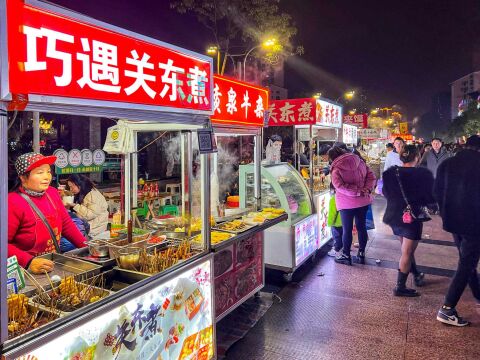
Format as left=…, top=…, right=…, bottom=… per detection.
left=326, top=135, right=480, bottom=327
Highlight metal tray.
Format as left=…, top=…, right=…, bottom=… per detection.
left=102, top=269, right=150, bottom=292
left=212, top=222, right=257, bottom=234
left=21, top=253, right=102, bottom=294
left=31, top=281, right=113, bottom=316
left=8, top=303, right=60, bottom=340
left=65, top=247, right=115, bottom=267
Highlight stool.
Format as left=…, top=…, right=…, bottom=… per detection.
left=158, top=195, right=172, bottom=207
left=135, top=201, right=149, bottom=219
left=171, top=194, right=181, bottom=206
left=165, top=183, right=181, bottom=194
left=159, top=205, right=179, bottom=216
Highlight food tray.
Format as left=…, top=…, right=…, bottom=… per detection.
left=31, top=281, right=113, bottom=315
left=212, top=221, right=257, bottom=234
left=102, top=269, right=150, bottom=292
left=8, top=303, right=60, bottom=339
left=21, top=253, right=102, bottom=294
left=65, top=247, right=116, bottom=267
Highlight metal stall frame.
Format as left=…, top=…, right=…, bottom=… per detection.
left=0, top=0, right=216, bottom=356
left=211, top=125, right=265, bottom=322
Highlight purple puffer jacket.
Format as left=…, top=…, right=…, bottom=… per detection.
left=331, top=153, right=377, bottom=210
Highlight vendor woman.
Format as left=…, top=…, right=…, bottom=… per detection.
left=8, top=153, right=87, bottom=274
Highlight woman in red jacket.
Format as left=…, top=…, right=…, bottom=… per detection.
left=8, top=153, right=87, bottom=274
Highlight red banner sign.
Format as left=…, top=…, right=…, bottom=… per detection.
left=268, top=98, right=317, bottom=126
left=4, top=0, right=212, bottom=113
left=343, top=113, right=368, bottom=128
left=210, top=75, right=269, bottom=127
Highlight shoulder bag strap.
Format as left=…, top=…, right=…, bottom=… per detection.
left=18, top=193, right=62, bottom=254
left=395, top=167, right=411, bottom=209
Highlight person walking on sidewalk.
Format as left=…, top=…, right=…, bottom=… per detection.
left=420, top=137, right=451, bottom=178
left=434, top=135, right=480, bottom=327
left=329, top=146, right=376, bottom=265
left=384, top=137, right=405, bottom=171
left=382, top=145, right=435, bottom=297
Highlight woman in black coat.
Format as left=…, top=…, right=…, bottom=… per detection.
left=383, top=145, right=435, bottom=297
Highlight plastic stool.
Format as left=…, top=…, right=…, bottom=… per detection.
left=165, top=183, right=181, bottom=194
left=135, top=201, right=149, bottom=218
left=159, top=205, right=179, bottom=216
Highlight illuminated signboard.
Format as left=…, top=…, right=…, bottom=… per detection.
left=2, top=0, right=213, bottom=114
left=210, top=75, right=269, bottom=127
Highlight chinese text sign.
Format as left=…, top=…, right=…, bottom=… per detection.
left=268, top=98, right=317, bottom=126
left=316, top=99, right=342, bottom=128
left=210, top=75, right=269, bottom=127
left=5, top=0, right=212, bottom=112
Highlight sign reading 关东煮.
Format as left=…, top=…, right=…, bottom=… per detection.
left=268, top=98, right=317, bottom=126
left=2, top=0, right=212, bottom=113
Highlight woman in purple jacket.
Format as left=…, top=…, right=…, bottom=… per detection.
left=329, top=147, right=377, bottom=265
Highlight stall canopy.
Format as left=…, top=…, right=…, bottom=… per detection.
left=210, top=75, right=269, bottom=127
left=0, top=0, right=213, bottom=121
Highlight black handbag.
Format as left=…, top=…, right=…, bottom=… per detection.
left=19, top=192, right=63, bottom=254
left=395, top=167, right=431, bottom=223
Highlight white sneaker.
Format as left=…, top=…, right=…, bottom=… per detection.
left=328, top=249, right=339, bottom=257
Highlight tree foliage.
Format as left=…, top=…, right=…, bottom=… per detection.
left=448, top=102, right=480, bottom=139
left=170, top=0, right=301, bottom=74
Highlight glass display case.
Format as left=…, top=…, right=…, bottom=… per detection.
left=239, top=163, right=313, bottom=226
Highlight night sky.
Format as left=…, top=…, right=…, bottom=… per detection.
left=49, top=0, right=480, bottom=118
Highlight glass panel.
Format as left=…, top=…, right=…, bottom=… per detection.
left=211, top=134, right=256, bottom=218
left=263, top=164, right=312, bottom=222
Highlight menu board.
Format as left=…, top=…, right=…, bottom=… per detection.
left=295, top=214, right=319, bottom=266
left=14, top=259, right=214, bottom=360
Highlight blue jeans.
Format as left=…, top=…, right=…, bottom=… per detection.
left=340, top=205, right=369, bottom=256
left=332, top=226, right=343, bottom=252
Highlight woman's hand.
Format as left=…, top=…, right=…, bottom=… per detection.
left=28, top=258, right=55, bottom=274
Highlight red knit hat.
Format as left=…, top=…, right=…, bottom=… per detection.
left=15, top=152, right=57, bottom=176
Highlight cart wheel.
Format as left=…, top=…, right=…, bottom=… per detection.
left=254, top=291, right=261, bottom=298
left=283, top=272, right=293, bottom=283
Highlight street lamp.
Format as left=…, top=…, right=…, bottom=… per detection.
left=313, top=92, right=322, bottom=99
left=243, top=38, right=276, bottom=81
left=206, top=46, right=221, bottom=74
left=349, top=109, right=357, bottom=115
left=336, top=90, right=355, bottom=103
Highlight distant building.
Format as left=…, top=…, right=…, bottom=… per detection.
left=268, top=84, right=288, bottom=100
left=451, top=71, right=480, bottom=119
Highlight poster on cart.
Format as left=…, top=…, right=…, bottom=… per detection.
left=15, top=259, right=215, bottom=360
left=214, top=233, right=264, bottom=320
left=316, top=192, right=332, bottom=249
left=295, top=215, right=319, bottom=266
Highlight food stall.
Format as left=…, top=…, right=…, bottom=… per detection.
left=251, top=98, right=316, bottom=281
left=209, top=75, right=287, bottom=321
left=359, top=128, right=391, bottom=179
left=265, top=97, right=343, bottom=260
left=1, top=1, right=216, bottom=359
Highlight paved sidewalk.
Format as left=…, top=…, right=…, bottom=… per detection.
left=223, top=198, right=480, bottom=359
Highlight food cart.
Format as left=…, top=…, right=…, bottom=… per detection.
left=1, top=1, right=216, bottom=359
left=359, top=128, right=391, bottom=179
left=250, top=98, right=317, bottom=281
left=209, top=75, right=287, bottom=321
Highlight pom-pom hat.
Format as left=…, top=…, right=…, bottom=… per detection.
left=15, top=152, right=57, bottom=176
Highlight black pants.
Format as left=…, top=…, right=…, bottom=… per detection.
left=339, top=205, right=369, bottom=257
left=444, top=234, right=480, bottom=307
left=332, top=226, right=343, bottom=252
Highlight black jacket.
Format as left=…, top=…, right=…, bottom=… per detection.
left=382, top=166, right=435, bottom=226
left=434, top=149, right=480, bottom=236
